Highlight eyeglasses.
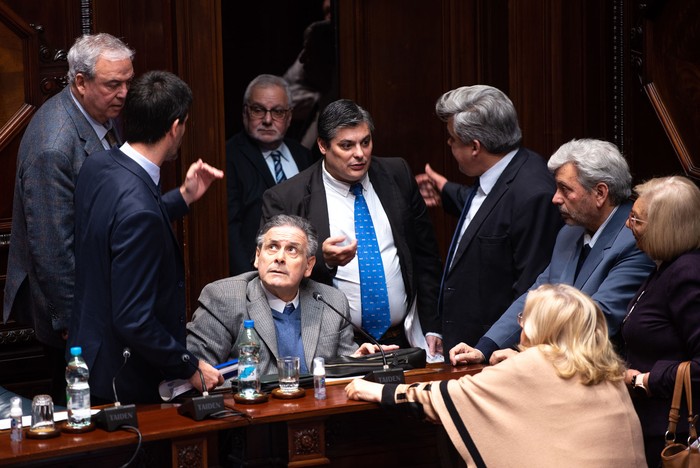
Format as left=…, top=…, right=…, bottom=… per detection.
left=246, top=104, right=290, bottom=121
left=627, top=212, right=647, bottom=227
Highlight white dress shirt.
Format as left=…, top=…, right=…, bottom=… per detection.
left=263, top=143, right=300, bottom=181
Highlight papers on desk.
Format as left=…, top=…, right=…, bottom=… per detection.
left=159, top=359, right=238, bottom=402
left=0, top=409, right=100, bottom=431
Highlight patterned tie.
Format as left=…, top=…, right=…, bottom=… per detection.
left=105, top=128, right=118, bottom=148
left=574, top=242, right=591, bottom=281
left=271, top=151, right=287, bottom=183
left=351, top=183, right=391, bottom=340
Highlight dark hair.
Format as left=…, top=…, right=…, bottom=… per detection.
left=123, top=71, right=192, bottom=144
left=317, top=99, right=374, bottom=144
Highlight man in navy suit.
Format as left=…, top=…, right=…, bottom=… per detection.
left=68, top=71, right=224, bottom=404
left=4, top=33, right=134, bottom=403
left=450, top=139, right=655, bottom=366
left=261, top=99, right=443, bottom=357
left=418, top=85, right=562, bottom=356
left=226, top=75, right=312, bottom=276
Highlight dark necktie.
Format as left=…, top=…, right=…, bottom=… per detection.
left=438, top=180, right=480, bottom=312
left=351, top=183, right=391, bottom=340
left=271, top=151, right=287, bottom=183
left=574, top=242, right=591, bottom=281
left=275, top=303, right=308, bottom=373
left=104, top=128, right=118, bottom=148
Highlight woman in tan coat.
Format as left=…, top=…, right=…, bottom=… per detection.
left=346, top=284, right=646, bottom=467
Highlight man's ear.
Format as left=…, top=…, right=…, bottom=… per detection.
left=317, top=138, right=327, bottom=155
left=74, top=73, right=87, bottom=96
left=304, top=255, right=316, bottom=277
left=253, top=248, right=260, bottom=269
left=594, top=182, right=610, bottom=207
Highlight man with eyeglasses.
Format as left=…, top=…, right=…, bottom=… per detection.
left=226, top=74, right=313, bottom=276
left=4, top=33, right=134, bottom=405
left=450, top=138, right=655, bottom=366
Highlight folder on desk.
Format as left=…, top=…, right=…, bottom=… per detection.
left=159, top=359, right=238, bottom=401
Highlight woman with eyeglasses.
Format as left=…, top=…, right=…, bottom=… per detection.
left=621, top=176, right=700, bottom=467
left=346, top=283, right=646, bottom=467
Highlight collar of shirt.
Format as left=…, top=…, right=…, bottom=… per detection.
left=70, top=88, right=112, bottom=144
left=321, top=160, right=370, bottom=198
left=585, top=205, right=620, bottom=248
left=120, top=142, right=161, bottom=186
left=262, top=142, right=291, bottom=162
left=260, top=279, right=300, bottom=312
left=478, top=148, right=518, bottom=197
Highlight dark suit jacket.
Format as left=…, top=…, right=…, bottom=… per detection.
left=622, top=250, right=700, bottom=438
left=261, top=156, right=443, bottom=335
left=440, top=147, right=562, bottom=352
left=4, top=86, right=121, bottom=349
left=226, top=132, right=312, bottom=275
left=68, top=148, right=196, bottom=404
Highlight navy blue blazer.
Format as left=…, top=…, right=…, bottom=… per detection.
left=440, top=147, right=562, bottom=353
left=69, top=148, right=197, bottom=404
left=226, top=132, right=312, bottom=275
left=261, top=156, right=443, bottom=335
left=479, top=202, right=655, bottom=358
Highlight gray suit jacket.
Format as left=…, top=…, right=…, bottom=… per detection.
left=186, top=272, right=358, bottom=375
left=3, top=86, right=119, bottom=348
left=478, top=202, right=655, bottom=358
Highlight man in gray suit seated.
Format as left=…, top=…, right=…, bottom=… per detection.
left=450, top=139, right=655, bottom=366
left=187, top=214, right=389, bottom=375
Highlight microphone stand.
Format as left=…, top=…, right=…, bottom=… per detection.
left=313, top=292, right=404, bottom=384
left=94, top=348, right=139, bottom=431
left=177, top=354, right=225, bottom=421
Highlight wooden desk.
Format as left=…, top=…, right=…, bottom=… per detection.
left=0, top=363, right=482, bottom=467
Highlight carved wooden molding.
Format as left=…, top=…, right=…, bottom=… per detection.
left=80, top=0, right=93, bottom=35
left=172, top=437, right=207, bottom=468
left=636, top=0, right=700, bottom=178
left=0, top=326, right=35, bottom=345
left=287, top=419, right=330, bottom=466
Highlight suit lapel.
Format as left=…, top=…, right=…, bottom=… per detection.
left=450, top=150, right=528, bottom=270
left=60, top=87, right=105, bottom=156
left=306, top=163, right=332, bottom=265
left=246, top=280, right=280, bottom=359
left=299, top=286, right=322, bottom=372
left=368, top=161, right=405, bottom=241
left=239, top=134, right=276, bottom=188
left=573, top=203, right=631, bottom=288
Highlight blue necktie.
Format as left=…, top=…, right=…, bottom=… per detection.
left=275, top=303, right=308, bottom=373
left=351, top=183, right=391, bottom=340
left=271, top=151, right=287, bottom=183
left=439, top=180, right=480, bottom=310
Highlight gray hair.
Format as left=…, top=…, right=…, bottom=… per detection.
left=317, top=99, right=375, bottom=144
left=67, top=33, right=134, bottom=84
left=242, top=74, right=292, bottom=108
left=435, top=85, right=522, bottom=154
left=257, top=214, right=318, bottom=258
left=548, top=139, right=631, bottom=205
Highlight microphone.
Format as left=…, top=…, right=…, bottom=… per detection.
left=177, top=354, right=224, bottom=421
left=94, top=347, right=139, bottom=431
left=313, top=292, right=404, bottom=384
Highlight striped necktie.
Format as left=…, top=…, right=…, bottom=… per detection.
left=271, top=151, right=287, bottom=183
left=351, top=183, right=391, bottom=340
left=105, top=128, right=118, bottom=148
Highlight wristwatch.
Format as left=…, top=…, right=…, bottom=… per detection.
left=633, top=373, right=649, bottom=396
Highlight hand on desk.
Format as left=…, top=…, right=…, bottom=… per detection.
left=345, top=377, right=383, bottom=402
left=351, top=343, right=400, bottom=357
left=425, top=335, right=443, bottom=357
left=188, top=360, right=224, bottom=393
left=489, top=348, right=518, bottom=365
left=449, top=342, right=485, bottom=366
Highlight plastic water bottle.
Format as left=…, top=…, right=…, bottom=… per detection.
left=65, top=346, right=91, bottom=428
left=235, top=320, right=261, bottom=399
left=9, top=396, right=23, bottom=442
left=313, top=357, right=326, bottom=400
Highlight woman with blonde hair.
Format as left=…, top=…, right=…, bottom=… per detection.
left=622, top=175, right=700, bottom=467
left=346, top=284, right=645, bottom=467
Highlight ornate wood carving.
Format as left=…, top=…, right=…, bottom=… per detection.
left=287, top=419, right=330, bottom=465
left=80, top=0, right=93, bottom=35
left=173, top=438, right=206, bottom=468
left=0, top=326, right=35, bottom=345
